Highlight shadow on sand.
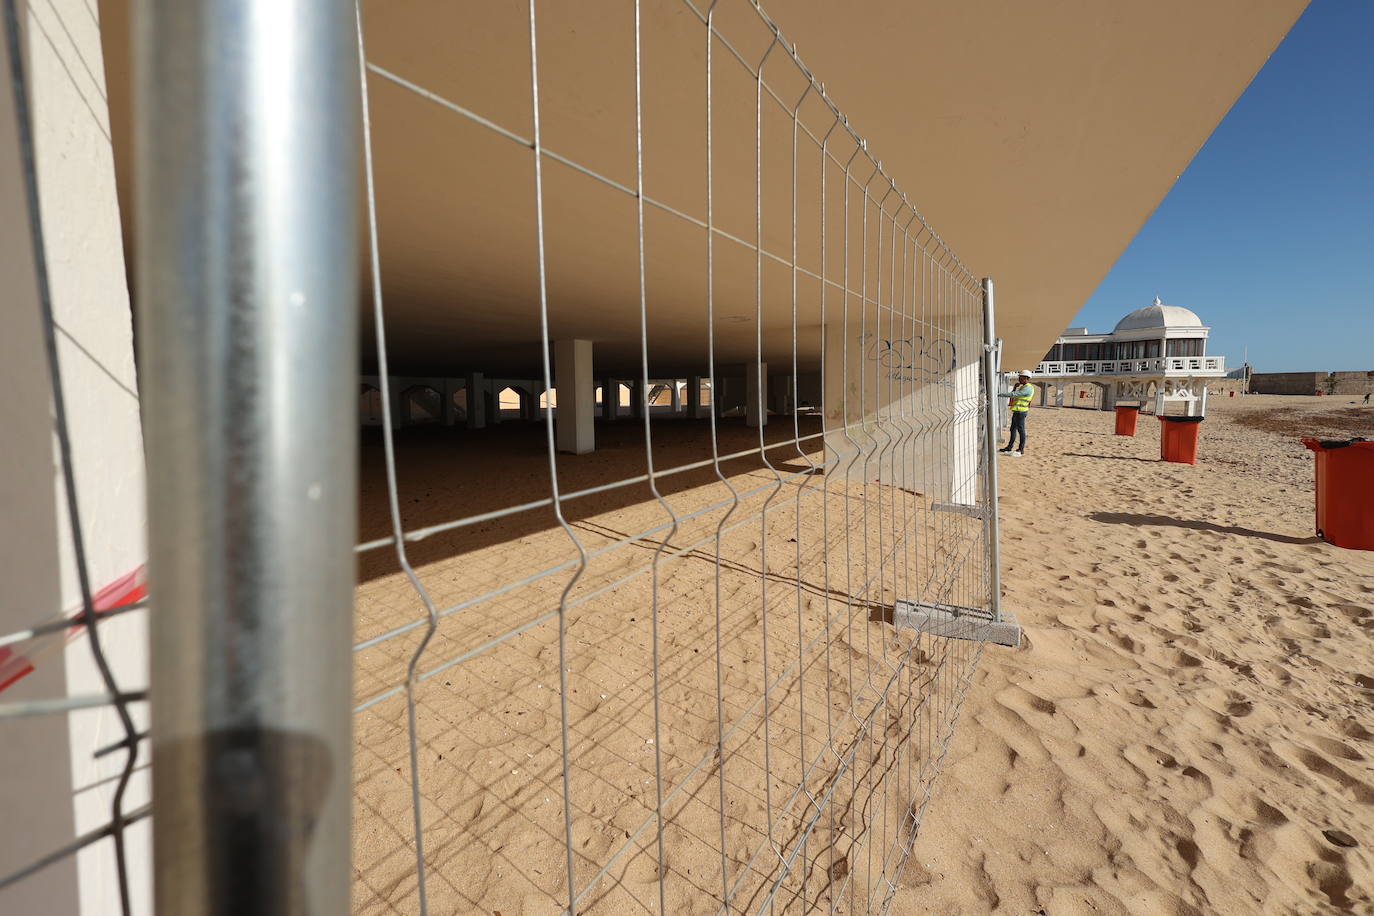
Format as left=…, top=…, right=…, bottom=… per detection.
left=1088, top=512, right=1322, bottom=545
left=1063, top=452, right=1160, bottom=463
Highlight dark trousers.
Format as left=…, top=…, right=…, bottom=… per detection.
left=1006, top=411, right=1027, bottom=451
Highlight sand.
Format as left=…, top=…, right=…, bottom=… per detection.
left=350, top=394, right=1374, bottom=915
left=898, top=395, right=1374, bottom=915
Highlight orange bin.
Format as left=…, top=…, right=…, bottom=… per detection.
left=1114, top=405, right=1140, bottom=436
left=1301, top=438, right=1374, bottom=550
left=1158, top=416, right=1203, bottom=464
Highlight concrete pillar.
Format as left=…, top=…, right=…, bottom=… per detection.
left=688, top=376, right=703, bottom=418
left=631, top=379, right=645, bottom=420
left=1054, top=385, right=1065, bottom=408
left=1100, top=382, right=1117, bottom=412
left=441, top=378, right=457, bottom=426
left=465, top=372, right=486, bottom=428
left=600, top=377, right=616, bottom=421
left=555, top=340, right=595, bottom=454
left=389, top=378, right=404, bottom=428
left=2, top=11, right=151, bottom=910
left=747, top=361, right=767, bottom=427
left=671, top=380, right=681, bottom=412
left=1155, top=384, right=1167, bottom=416
left=1198, top=382, right=1209, bottom=417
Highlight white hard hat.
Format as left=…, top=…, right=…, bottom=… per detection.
left=1017, top=369, right=1034, bottom=378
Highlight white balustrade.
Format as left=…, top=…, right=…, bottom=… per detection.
left=1031, top=355, right=1225, bottom=378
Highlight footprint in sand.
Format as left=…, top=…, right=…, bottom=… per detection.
left=1333, top=603, right=1371, bottom=619
left=1323, top=828, right=1359, bottom=848
left=1310, top=735, right=1365, bottom=761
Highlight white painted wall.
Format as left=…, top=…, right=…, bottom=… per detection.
left=0, top=2, right=149, bottom=912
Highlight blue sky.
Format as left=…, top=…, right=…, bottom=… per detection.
left=1071, top=0, right=1373, bottom=373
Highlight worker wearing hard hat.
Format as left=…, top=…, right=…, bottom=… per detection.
left=998, top=370, right=1037, bottom=456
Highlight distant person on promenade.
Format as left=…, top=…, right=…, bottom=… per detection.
left=998, top=370, right=1037, bottom=457
left=1364, top=392, right=1371, bottom=405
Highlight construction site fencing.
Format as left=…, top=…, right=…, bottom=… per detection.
left=0, top=1, right=1006, bottom=914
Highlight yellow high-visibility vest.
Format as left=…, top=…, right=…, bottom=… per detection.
left=1010, top=384, right=1036, bottom=412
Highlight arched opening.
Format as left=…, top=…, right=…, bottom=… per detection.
left=452, top=385, right=468, bottom=422
left=401, top=385, right=443, bottom=425
left=360, top=384, right=383, bottom=425
left=498, top=386, right=530, bottom=421
left=539, top=388, right=557, bottom=418
left=647, top=383, right=673, bottom=408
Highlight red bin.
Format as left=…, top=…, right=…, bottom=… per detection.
left=1114, top=405, right=1140, bottom=436
left=1301, top=438, right=1374, bottom=550
left=1158, top=416, right=1204, bottom=464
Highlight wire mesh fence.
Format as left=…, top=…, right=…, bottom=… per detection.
left=2, top=0, right=1002, bottom=913
left=351, top=1, right=999, bottom=913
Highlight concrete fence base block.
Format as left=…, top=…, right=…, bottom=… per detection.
left=892, top=599, right=1022, bottom=647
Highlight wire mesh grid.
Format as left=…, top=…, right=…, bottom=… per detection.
left=0, top=1, right=997, bottom=912
left=351, top=1, right=996, bottom=913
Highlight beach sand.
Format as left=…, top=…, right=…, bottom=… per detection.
left=899, top=395, right=1374, bottom=915
left=350, top=394, right=1374, bottom=914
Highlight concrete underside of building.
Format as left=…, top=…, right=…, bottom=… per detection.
left=94, top=0, right=1308, bottom=375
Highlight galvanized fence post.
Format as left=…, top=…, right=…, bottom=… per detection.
left=981, top=278, right=1004, bottom=621
left=134, top=1, right=360, bottom=911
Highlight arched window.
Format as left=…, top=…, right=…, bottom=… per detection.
left=498, top=386, right=529, bottom=420
left=360, top=384, right=383, bottom=424
left=401, top=385, right=442, bottom=425
left=452, top=385, right=468, bottom=421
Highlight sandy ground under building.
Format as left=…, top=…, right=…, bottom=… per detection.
left=351, top=413, right=989, bottom=914
left=899, top=394, right=1374, bottom=915
left=349, top=393, right=1374, bottom=915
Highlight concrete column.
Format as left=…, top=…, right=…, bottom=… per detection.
left=746, top=361, right=767, bottom=427
left=1100, top=382, right=1117, bottom=411
left=688, top=376, right=703, bottom=418
left=441, top=378, right=457, bottom=426
left=600, top=377, right=616, bottom=421
left=1198, top=382, right=1209, bottom=417
left=555, top=340, right=595, bottom=454
left=465, top=372, right=486, bottom=428
left=1155, top=384, right=1167, bottom=416
left=1054, top=385, right=1065, bottom=408
left=2, top=11, right=150, bottom=910
left=631, top=379, right=645, bottom=420
left=389, top=378, right=404, bottom=428
left=671, top=380, right=681, bottom=412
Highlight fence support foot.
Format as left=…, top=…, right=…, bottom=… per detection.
left=893, top=600, right=1022, bottom=648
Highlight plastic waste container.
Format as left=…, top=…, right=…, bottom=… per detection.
left=1301, top=438, right=1374, bottom=550
left=1158, top=416, right=1204, bottom=464
left=1114, top=405, right=1140, bottom=436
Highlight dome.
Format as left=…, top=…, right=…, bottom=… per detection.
left=1113, top=297, right=1204, bottom=332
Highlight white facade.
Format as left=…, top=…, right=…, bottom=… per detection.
left=1031, top=299, right=1229, bottom=415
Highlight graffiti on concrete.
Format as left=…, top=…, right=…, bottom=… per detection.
left=860, top=333, right=958, bottom=383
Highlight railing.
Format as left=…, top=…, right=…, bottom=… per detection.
left=1034, top=356, right=1225, bottom=377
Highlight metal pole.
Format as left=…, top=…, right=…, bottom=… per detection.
left=134, top=1, right=359, bottom=913
left=980, top=278, right=1003, bottom=621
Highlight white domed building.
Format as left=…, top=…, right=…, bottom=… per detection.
left=1033, top=298, right=1227, bottom=414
